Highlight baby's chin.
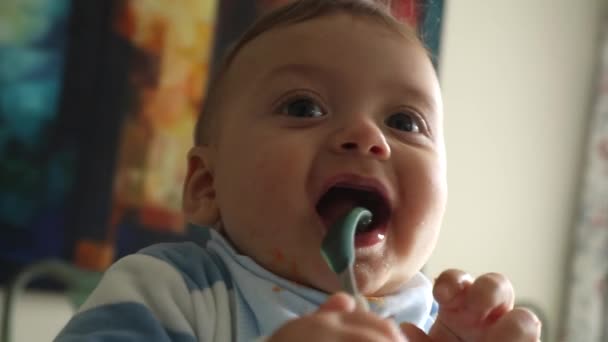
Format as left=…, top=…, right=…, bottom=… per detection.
left=354, top=269, right=395, bottom=296
left=301, top=264, right=414, bottom=297
left=354, top=263, right=420, bottom=297
left=287, top=255, right=422, bottom=297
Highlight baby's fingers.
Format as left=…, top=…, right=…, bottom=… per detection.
left=433, top=269, right=474, bottom=310
left=481, top=307, right=541, bottom=342
left=431, top=271, right=517, bottom=342
left=318, top=292, right=356, bottom=313
left=465, top=273, right=515, bottom=325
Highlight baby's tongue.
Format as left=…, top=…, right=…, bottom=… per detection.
left=318, top=197, right=358, bottom=229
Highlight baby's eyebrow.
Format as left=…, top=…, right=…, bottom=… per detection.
left=260, top=63, right=333, bottom=84
left=384, top=82, right=440, bottom=115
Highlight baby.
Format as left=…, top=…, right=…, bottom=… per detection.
left=56, top=1, right=541, bottom=341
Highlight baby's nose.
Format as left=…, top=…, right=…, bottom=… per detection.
left=330, top=120, right=391, bottom=160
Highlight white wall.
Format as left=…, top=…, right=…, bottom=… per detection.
left=0, top=289, right=73, bottom=342
left=426, top=1, right=603, bottom=341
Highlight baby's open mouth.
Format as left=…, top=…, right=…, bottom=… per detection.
left=315, top=185, right=391, bottom=235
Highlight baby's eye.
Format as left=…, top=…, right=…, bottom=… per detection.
left=385, top=112, right=421, bottom=133
left=282, top=98, right=325, bottom=118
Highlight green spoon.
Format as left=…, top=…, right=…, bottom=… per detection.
left=321, top=207, right=372, bottom=310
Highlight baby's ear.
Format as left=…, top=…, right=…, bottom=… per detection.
left=183, top=146, right=220, bottom=226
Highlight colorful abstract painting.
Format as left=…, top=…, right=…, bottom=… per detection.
left=72, top=0, right=218, bottom=270
left=0, top=0, right=75, bottom=282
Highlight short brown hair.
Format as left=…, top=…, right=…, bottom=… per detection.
left=194, top=0, right=425, bottom=145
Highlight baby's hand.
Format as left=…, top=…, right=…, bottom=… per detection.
left=425, top=269, right=542, bottom=342
left=269, top=293, right=407, bottom=342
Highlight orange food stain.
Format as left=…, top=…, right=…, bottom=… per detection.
left=272, top=249, right=285, bottom=263
left=365, top=296, right=386, bottom=307
left=272, top=285, right=282, bottom=293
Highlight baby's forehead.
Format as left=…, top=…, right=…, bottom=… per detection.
left=224, top=13, right=427, bottom=85
left=248, top=15, right=410, bottom=52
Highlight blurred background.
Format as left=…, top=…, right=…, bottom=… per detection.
left=0, top=0, right=605, bottom=341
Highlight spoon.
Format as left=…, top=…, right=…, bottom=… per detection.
left=320, top=207, right=372, bottom=311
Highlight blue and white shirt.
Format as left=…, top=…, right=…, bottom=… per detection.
left=55, top=226, right=437, bottom=341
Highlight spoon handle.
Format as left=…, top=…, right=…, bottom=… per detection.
left=338, top=269, right=369, bottom=311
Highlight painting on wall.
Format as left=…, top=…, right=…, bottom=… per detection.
left=0, top=0, right=77, bottom=283
left=0, top=0, right=219, bottom=280
left=72, top=0, right=219, bottom=271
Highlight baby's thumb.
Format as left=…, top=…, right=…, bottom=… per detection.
left=318, top=292, right=356, bottom=312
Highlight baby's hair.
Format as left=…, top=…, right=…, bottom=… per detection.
left=194, top=0, right=425, bottom=145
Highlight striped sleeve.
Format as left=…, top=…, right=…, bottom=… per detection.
left=54, top=242, right=233, bottom=341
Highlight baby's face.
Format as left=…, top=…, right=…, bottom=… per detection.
left=199, top=13, right=446, bottom=296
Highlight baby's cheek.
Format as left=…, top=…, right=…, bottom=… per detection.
left=392, top=184, right=443, bottom=262
left=400, top=161, right=446, bottom=229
